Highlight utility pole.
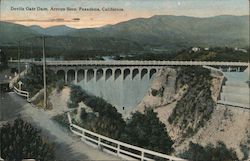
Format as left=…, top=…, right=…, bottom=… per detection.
left=18, top=41, right=20, bottom=75
left=42, top=36, right=47, bottom=109
left=31, top=42, right=33, bottom=62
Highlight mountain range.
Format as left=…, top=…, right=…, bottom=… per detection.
left=29, top=25, right=75, bottom=36
left=0, top=15, right=249, bottom=55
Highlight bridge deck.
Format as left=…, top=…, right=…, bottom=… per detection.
left=9, top=60, right=249, bottom=67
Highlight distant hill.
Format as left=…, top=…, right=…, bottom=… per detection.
left=29, top=25, right=75, bottom=36
left=96, top=15, right=249, bottom=48
left=0, top=15, right=249, bottom=56
left=0, top=22, right=143, bottom=54
left=0, top=22, right=38, bottom=45
left=29, top=25, right=45, bottom=35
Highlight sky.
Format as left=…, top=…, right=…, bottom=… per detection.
left=0, top=0, right=249, bottom=28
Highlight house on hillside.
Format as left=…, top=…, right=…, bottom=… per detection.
left=191, top=47, right=200, bottom=52
left=234, top=47, right=248, bottom=53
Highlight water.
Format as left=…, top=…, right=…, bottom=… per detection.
left=220, top=71, right=249, bottom=106
left=224, top=72, right=249, bottom=83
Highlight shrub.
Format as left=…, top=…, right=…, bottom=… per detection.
left=68, top=85, right=173, bottom=156
left=0, top=50, right=8, bottom=71
left=169, top=67, right=215, bottom=135
left=19, top=64, right=56, bottom=97
left=0, top=118, right=55, bottom=160
left=68, top=85, right=126, bottom=139
left=52, top=112, right=70, bottom=128
left=240, top=143, right=249, bottom=160
left=180, top=141, right=239, bottom=161
left=151, top=89, right=158, bottom=96
left=121, top=109, right=173, bottom=155
left=80, top=109, right=87, bottom=120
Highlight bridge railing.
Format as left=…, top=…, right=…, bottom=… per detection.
left=67, top=113, right=187, bottom=161
left=13, top=86, right=30, bottom=101
left=9, top=60, right=249, bottom=67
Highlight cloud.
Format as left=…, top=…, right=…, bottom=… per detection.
left=4, top=18, right=80, bottom=22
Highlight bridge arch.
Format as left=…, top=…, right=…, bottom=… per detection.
left=132, top=68, right=139, bottom=80
left=96, top=69, right=104, bottom=81
left=114, top=69, right=122, bottom=80
left=77, top=69, right=85, bottom=82
left=67, top=70, right=75, bottom=84
left=57, top=70, right=65, bottom=82
left=149, top=68, right=157, bottom=79
left=141, top=68, right=148, bottom=79
left=123, top=68, right=130, bottom=80
left=105, top=69, right=113, bottom=80
left=87, top=69, right=95, bottom=82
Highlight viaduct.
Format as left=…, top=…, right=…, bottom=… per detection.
left=9, top=60, right=250, bottom=84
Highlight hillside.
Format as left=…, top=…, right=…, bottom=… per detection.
left=16, top=63, right=249, bottom=160
left=0, top=22, right=38, bottom=45
left=30, top=25, right=75, bottom=36
left=114, top=47, right=250, bottom=62
left=90, top=15, right=249, bottom=49
left=135, top=67, right=250, bottom=160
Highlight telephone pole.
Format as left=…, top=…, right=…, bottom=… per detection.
left=18, top=41, right=20, bottom=75
left=31, top=42, right=34, bottom=62
left=42, top=36, right=47, bottom=109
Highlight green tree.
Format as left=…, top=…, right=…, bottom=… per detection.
left=0, top=118, right=55, bottom=160
left=0, top=49, right=8, bottom=71
left=19, top=64, right=56, bottom=96
left=68, top=85, right=173, bottom=155
left=121, top=109, right=173, bottom=154
left=180, top=141, right=239, bottom=161
left=169, top=67, right=215, bottom=136
left=68, top=85, right=126, bottom=139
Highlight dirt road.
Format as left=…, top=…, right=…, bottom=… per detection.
left=2, top=92, right=122, bottom=160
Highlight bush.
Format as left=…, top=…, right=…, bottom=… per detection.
left=180, top=141, right=239, bottom=161
left=121, top=109, right=173, bottom=155
left=0, top=50, right=8, bottom=71
left=240, top=143, right=249, bottom=160
left=0, top=118, right=55, bottom=160
left=169, top=67, right=215, bottom=135
left=52, top=112, right=70, bottom=128
left=68, top=85, right=173, bottom=155
left=151, top=89, right=158, bottom=96
left=80, top=109, right=87, bottom=120
left=18, top=64, right=57, bottom=97
left=67, top=85, right=87, bottom=108
left=68, top=85, right=126, bottom=139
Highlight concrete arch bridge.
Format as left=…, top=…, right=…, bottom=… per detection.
left=9, top=60, right=249, bottom=84
left=42, top=60, right=249, bottom=84
left=9, top=60, right=249, bottom=110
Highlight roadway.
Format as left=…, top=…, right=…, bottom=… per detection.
left=0, top=92, right=121, bottom=160
left=9, top=60, right=249, bottom=67
left=0, top=93, right=23, bottom=122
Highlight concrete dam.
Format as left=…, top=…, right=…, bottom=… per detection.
left=54, top=66, right=250, bottom=112
left=56, top=67, right=160, bottom=113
